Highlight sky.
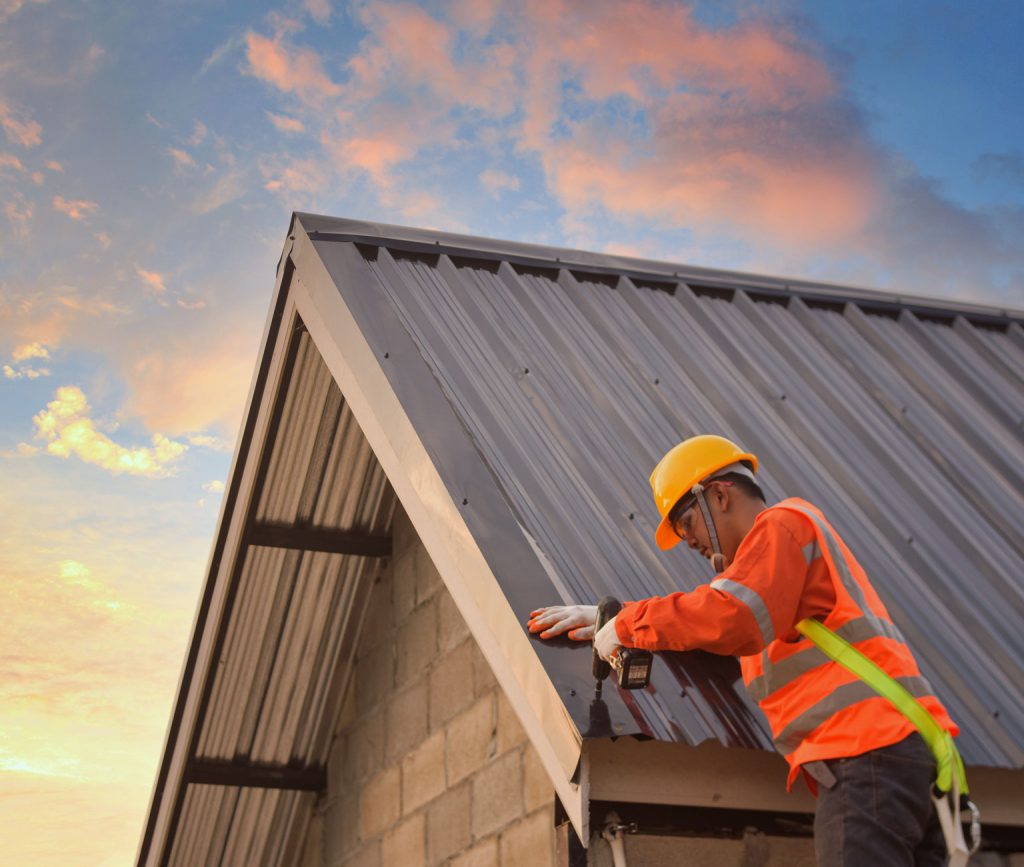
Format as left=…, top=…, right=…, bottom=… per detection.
left=1, top=0, right=1022, bottom=863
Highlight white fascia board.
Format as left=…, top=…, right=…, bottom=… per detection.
left=288, top=228, right=586, bottom=837
left=586, top=738, right=1024, bottom=828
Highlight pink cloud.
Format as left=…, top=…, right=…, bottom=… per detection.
left=52, top=196, right=98, bottom=220
left=266, top=111, right=304, bottom=133
left=244, top=30, right=341, bottom=105
left=166, top=146, right=195, bottom=169
left=0, top=151, right=25, bottom=172
left=0, top=99, right=42, bottom=148
left=45, top=160, right=63, bottom=171
left=122, top=332, right=256, bottom=435
left=479, top=168, right=520, bottom=196
left=135, top=267, right=167, bottom=294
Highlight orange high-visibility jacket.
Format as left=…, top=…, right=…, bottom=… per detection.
left=615, top=497, right=958, bottom=788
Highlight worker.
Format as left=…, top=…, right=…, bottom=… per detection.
left=528, top=434, right=961, bottom=867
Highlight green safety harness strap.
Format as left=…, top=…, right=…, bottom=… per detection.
left=796, top=617, right=981, bottom=863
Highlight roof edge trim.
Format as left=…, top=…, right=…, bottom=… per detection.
left=294, top=213, right=1023, bottom=326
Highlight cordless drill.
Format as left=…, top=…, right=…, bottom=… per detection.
left=592, top=596, right=653, bottom=692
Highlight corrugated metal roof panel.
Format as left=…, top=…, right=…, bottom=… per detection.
left=312, top=229, right=1022, bottom=768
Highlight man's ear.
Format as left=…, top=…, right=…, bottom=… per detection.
left=714, top=485, right=732, bottom=512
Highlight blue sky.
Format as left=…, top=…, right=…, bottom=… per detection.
left=1, top=0, right=1022, bottom=863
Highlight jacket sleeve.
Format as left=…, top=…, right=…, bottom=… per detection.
left=615, top=511, right=811, bottom=656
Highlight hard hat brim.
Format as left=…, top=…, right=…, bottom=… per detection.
left=655, top=516, right=681, bottom=551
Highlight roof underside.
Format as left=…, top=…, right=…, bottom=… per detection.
left=141, top=214, right=1024, bottom=864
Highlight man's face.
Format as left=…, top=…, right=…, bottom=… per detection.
left=672, top=502, right=712, bottom=560
left=671, top=480, right=735, bottom=564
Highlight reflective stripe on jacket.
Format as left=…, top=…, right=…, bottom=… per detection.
left=615, top=497, right=958, bottom=788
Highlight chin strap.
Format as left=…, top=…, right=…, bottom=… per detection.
left=691, top=482, right=727, bottom=574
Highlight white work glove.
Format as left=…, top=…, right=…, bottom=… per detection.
left=527, top=604, right=598, bottom=640
left=593, top=615, right=622, bottom=664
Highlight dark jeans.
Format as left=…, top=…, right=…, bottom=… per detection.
left=811, top=733, right=947, bottom=867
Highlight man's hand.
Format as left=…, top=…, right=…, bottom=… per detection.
left=527, top=605, right=598, bottom=640
left=593, top=615, right=622, bottom=663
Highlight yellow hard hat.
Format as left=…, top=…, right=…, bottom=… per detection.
left=650, top=435, right=758, bottom=551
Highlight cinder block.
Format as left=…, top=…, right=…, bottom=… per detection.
left=495, top=690, right=527, bottom=755
left=381, top=813, right=426, bottom=867
left=344, top=710, right=385, bottom=783
left=355, top=642, right=394, bottom=712
left=402, top=730, right=446, bottom=815
left=359, top=765, right=401, bottom=841
left=446, top=694, right=496, bottom=786
left=323, top=791, right=359, bottom=864
left=471, top=749, right=523, bottom=838
left=450, top=837, right=498, bottom=867
left=385, top=679, right=429, bottom=764
left=429, top=639, right=478, bottom=730
left=499, top=808, right=555, bottom=867
left=396, top=595, right=438, bottom=686
left=359, top=573, right=393, bottom=652
left=414, top=540, right=443, bottom=604
left=426, top=783, right=472, bottom=864
left=764, top=834, right=816, bottom=867
left=470, top=640, right=497, bottom=697
left=522, top=746, right=553, bottom=813
left=437, top=589, right=471, bottom=654
left=392, top=514, right=418, bottom=624
left=341, top=840, right=380, bottom=867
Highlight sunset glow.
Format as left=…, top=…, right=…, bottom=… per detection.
left=1, top=1, right=1021, bottom=863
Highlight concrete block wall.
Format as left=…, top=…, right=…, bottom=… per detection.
left=308, top=507, right=556, bottom=867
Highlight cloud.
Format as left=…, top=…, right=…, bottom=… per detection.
left=479, top=168, right=520, bottom=195
left=0, top=0, right=48, bottom=22
left=167, top=147, right=196, bottom=169
left=31, top=386, right=188, bottom=478
left=119, top=327, right=257, bottom=436
left=0, top=151, right=25, bottom=173
left=202, top=479, right=224, bottom=493
left=186, top=120, right=207, bottom=146
left=186, top=432, right=231, bottom=451
left=4, top=197, right=32, bottom=232
left=266, top=111, right=304, bottom=133
left=52, top=196, right=98, bottom=220
left=198, top=33, right=245, bottom=76
left=191, top=169, right=246, bottom=214
left=4, top=342, right=51, bottom=378
left=12, top=342, right=50, bottom=361
left=45, top=160, right=63, bottom=172
left=4, top=364, right=49, bottom=379
left=244, top=28, right=341, bottom=106
left=303, top=0, right=331, bottom=24
left=94, top=231, right=111, bottom=249
left=144, top=112, right=166, bottom=129
left=0, top=99, right=42, bottom=147
left=135, top=266, right=166, bottom=294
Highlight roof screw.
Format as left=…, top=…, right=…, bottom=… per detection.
left=628, top=513, right=635, bottom=520
left=462, top=498, right=468, bottom=506
left=523, top=367, right=529, bottom=374
left=653, top=378, right=660, bottom=385
left=384, top=352, right=390, bottom=359
left=569, top=689, right=576, bottom=697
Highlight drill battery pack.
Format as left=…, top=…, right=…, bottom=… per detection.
left=611, top=647, right=653, bottom=690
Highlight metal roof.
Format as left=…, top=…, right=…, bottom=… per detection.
left=139, top=214, right=1024, bottom=864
